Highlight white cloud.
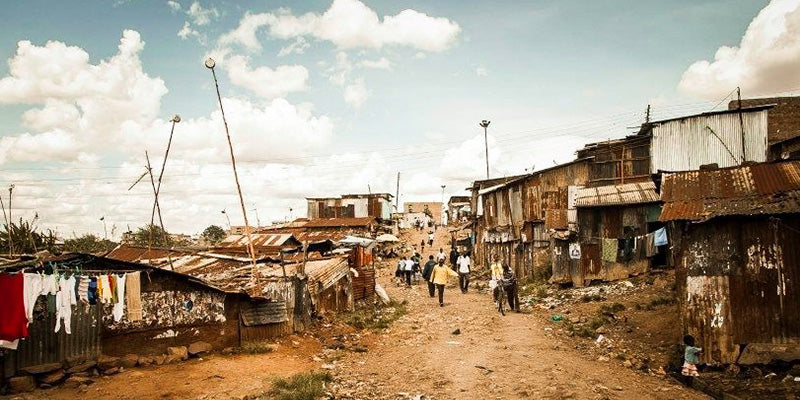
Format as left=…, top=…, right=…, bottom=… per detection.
left=167, top=0, right=181, bottom=12
left=678, top=0, right=800, bottom=99
left=278, top=37, right=310, bottom=57
left=186, top=1, right=218, bottom=26
left=325, top=51, right=353, bottom=86
left=343, top=78, right=369, bottom=108
left=225, top=55, right=309, bottom=99
left=218, top=12, right=275, bottom=51
left=219, top=0, right=460, bottom=52
left=476, top=66, right=488, bottom=76
left=359, top=57, right=391, bottom=70
left=177, top=21, right=201, bottom=40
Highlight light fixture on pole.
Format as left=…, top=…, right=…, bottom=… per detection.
left=440, top=184, right=446, bottom=226
left=479, top=120, right=491, bottom=179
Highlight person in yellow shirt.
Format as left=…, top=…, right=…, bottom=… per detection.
left=429, top=259, right=458, bottom=307
left=490, top=255, right=504, bottom=301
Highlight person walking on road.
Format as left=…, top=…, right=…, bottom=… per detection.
left=502, top=264, right=520, bottom=312
left=490, top=255, right=504, bottom=301
left=422, top=255, right=437, bottom=298
left=449, top=248, right=459, bottom=271
left=436, top=248, right=446, bottom=263
left=403, top=256, right=415, bottom=287
left=420, top=239, right=425, bottom=253
left=429, top=259, right=458, bottom=306
left=428, top=232, right=434, bottom=246
left=456, top=253, right=471, bottom=293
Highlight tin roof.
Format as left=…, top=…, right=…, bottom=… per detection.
left=303, top=217, right=375, bottom=228
left=660, top=161, right=800, bottom=222
left=575, top=181, right=659, bottom=207
left=216, top=233, right=301, bottom=248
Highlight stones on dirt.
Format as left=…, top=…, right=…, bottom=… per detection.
left=8, top=376, right=36, bottom=393
left=167, top=346, right=189, bottom=360
left=38, top=369, right=66, bottom=385
left=64, top=376, right=94, bottom=389
left=103, top=367, right=120, bottom=375
left=120, top=354, right=139, bottom=368
left=97, top=355, right=120, bottom=371
left=451, top=328, right=461, bottom=335
left=188, top=341, right=213, bottom=356
left=20, top=362, right=62, bottom=375
left=67, top=360, right=96, bottom=374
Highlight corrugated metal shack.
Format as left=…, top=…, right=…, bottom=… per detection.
left=349, top=245, right=376, bottom=303
left=307, top=193, right=393, bottom=221
left=476, top=160, right=589, bottom=279
left=562, top=182, right=661, bottom=286
left=661, top=161, right=800, bottom=365
left=213, top=233, right=302, bottom=258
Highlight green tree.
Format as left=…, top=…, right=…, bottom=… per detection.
left=63, top=234, right=117, bottom=254
left=132, top=224, right=171, bottom=247
left=201, top=225, right=226, bottom=245
left=0, top=218, right=51, bottom=254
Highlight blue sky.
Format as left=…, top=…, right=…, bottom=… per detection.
left=0, top=0, right=797, bottom=237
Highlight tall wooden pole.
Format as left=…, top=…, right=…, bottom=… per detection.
left=146, top=151, right=174, bottom=270
left=737, top=87, right=747, bottom=164
left=205, top=58, right=259, bottom=290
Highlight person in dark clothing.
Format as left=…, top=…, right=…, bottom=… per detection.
left=502, top=264, right=520, bottom=312
left=449, top=248, right=458, bottom=271
left=422, top=255, right=437, bottom=298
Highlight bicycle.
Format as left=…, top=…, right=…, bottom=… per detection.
left=491, top=279, right=508, bottom=316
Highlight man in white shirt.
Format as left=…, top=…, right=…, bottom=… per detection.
left=456, top=254, right=471, bottom=293
left=436, top=248, right=446, bottom=263
left=428, top=232, right=434, bottom=246
left=403, top=257, right=415, bottom=287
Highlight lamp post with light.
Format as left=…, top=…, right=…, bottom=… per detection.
left=480, top=120, right=491, bottom=179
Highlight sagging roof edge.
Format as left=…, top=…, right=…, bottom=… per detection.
left=476, top=157, right=592, bottom=196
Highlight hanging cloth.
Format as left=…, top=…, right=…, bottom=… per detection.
left=108, top=274, right=117, bottom=304
left=55, top=275, right=77, bottom=334
left=621, top=238, right=635, bottom=262
left=601, top=238, right=617, bottom=263
left=88, top=277, right=98, bottom=305
left=654, top=227, right=668, bottom=247
left=125, top=272, right=142, bottom=322
left=99, top=275, right=112, bottom=303
left=0, top=273, right=29, bottom=342
left=112, top=274, right=126, bottom=322
left=0, top=339, right=19, bottom=350
left=645, top=233, right=657, bottom=257
left=23, top=273, right=44, bottom=322
left=77, top=276, right=90, bottom=303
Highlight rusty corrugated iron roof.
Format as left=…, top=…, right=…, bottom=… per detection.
left=216, top=233, right=301, bottom=248
left=660, top=161, right=800, bottom=222
left=575, top=182, right=659, bottom=207
left=303, top=217, right=375, bottom=228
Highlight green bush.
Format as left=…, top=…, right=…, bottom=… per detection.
left=342, top=300, right=407, bottom=331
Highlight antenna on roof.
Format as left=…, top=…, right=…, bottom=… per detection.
left=145, top=151, right=174, bottom=271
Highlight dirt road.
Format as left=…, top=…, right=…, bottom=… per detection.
left=328, top=227, right=708, bottom=400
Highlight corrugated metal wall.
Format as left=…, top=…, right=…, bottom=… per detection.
left=674, top=216, right=800, bottom=364
left=651, top=110, right=768, bottom=172
left=6, top=301, right=102, bottom=375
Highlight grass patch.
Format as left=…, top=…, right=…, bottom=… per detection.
left=266, top=372, right=332, bottom=400
left=342, top=300, right=407, bottom=331
left=519, top=283, right=548, bottom=299
left=598, top=302, right=626, bottom=315
left=234, top=340, right=277, bottom=354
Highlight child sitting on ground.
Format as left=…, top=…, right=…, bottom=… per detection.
left=682, top=334, right=702, bottom=377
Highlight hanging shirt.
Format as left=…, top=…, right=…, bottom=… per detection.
left=645, top=233, right=657, bottom=257
left=77, top=276, right=90, bottom=303
left=23, top=273, right=44, bottom=322
left=109, top=274, right=118, bottom=304
left=55, top=276, right=77, bottom=334
left=88, top=277, right=98, bottom=305
left=654, top=227, right=668, bottom=246
left=112, top=274, right=126, bottom=322
left=99, top=275, right=112, bottom=303
left=125, top=272, right=143, bottom=322
left=42, top=274, right=58, bottom=295
left=0, top=273, right=28, bottom=342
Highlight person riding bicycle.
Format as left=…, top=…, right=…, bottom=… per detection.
left=501, top=264, right=520, bottom=312
left=490, top=255, right=504, bottom=302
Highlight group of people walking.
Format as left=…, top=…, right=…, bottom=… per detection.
left=395, top=247, right=472, bottom=306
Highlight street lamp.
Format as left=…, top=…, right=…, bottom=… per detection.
left=440, top=184, right=446, bottom=226
left=479, top=120, right=491, bottom=179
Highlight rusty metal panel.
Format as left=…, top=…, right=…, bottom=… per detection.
left=651, top=109, right=768, bottom=172
left=575, top=182, right=659, bottom=207
left=240, top=320, right=293, bottom=342
left=661, top=161, right=800, bottom=222
left=550, top=240, right=571, bottom=284
left=240, top=301, right=288, bottom=325
left=12, top=301, right=102, bottom=370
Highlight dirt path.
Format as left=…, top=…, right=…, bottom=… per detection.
left=329, top=227, right=709, bottom=400
left=4, top=335, right=322, bottom=400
